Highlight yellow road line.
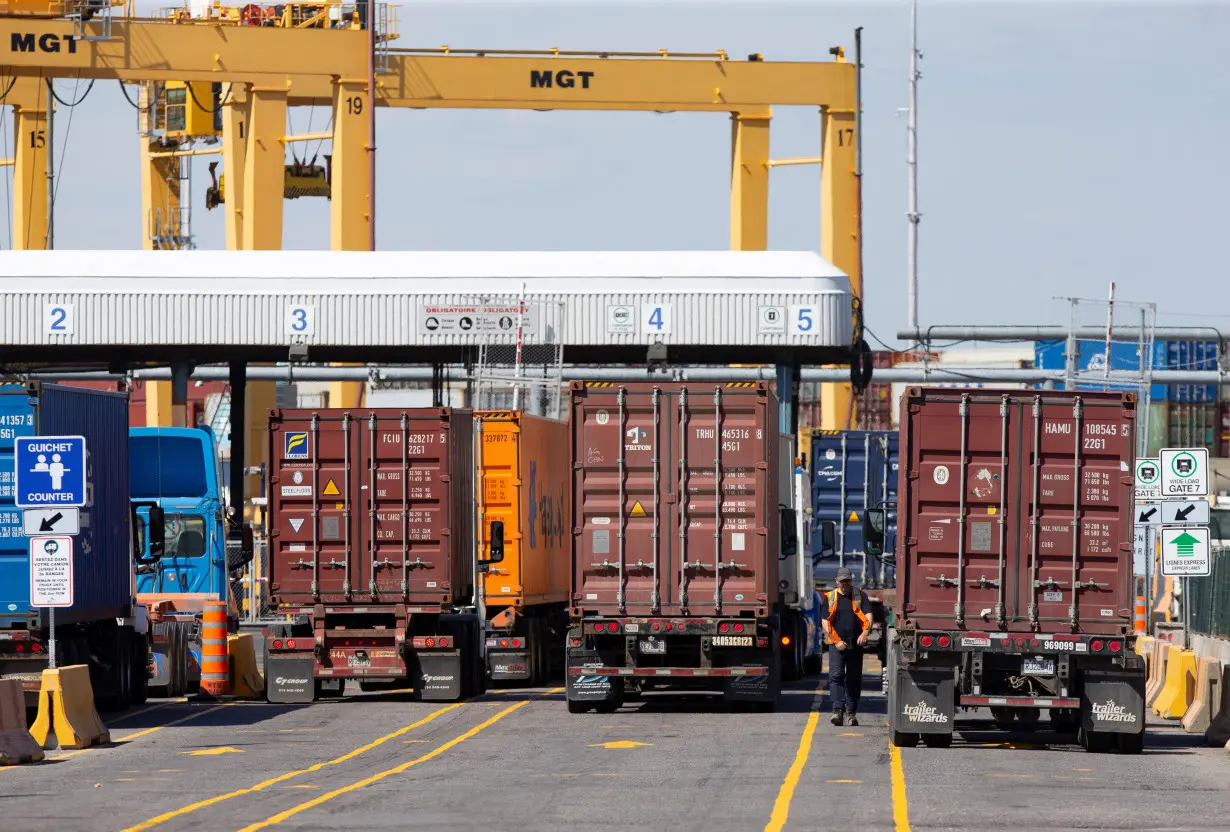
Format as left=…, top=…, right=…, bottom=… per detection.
left=237, top=700, right=530, bottom=832
left=763, top=710, right=819, bottom=832
left=889, top=740, right=911, bottom=832
left=114, top=703, right=235, bottom=744
left=121, top=702, right=464, bottom=832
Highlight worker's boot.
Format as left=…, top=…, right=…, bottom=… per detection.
left=847, top=714, right=859, bottom=726
left=830, top=711, right=844, bottom=726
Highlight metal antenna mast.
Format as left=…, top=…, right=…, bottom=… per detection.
left=906, top=0, right=921, bottom=328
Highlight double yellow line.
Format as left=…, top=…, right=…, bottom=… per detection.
left=123, top=689, right=555, bottom=832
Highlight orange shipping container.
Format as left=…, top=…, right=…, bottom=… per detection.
left=477, top=411, right=571, bottom=684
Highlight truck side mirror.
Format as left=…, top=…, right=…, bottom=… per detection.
left=148, top=505, right=166, bottom=559
left=863, top=508, right=886, bottom=557
left=482, top=520, right=506, bottom=568
left=818, top=520, right=836, bottom=556
left=779, top=507, right=798, bottom=557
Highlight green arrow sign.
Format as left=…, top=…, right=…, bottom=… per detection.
left=1170, top=531, right=1201, bottom=556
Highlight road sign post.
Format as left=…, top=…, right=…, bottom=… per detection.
left=28, top=535, right=74, bottom=669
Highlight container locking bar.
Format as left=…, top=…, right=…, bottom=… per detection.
left=678, top=386, right=690, bottom=611
left=311, top=413, right=321, bottom=599
left=955, top=393, right=969, bottom=626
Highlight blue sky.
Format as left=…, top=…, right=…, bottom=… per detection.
left=5, top=1, right=1228, bottom=345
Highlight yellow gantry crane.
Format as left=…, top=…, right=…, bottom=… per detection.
left=1, top=5, right=864, bottom=428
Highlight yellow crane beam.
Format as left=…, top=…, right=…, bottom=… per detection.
left=0, top=18, right=368, bottom=83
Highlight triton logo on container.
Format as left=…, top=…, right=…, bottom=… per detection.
left=284, top=432, right=309, bottom=459
left=625, top=426, right=651, bottom=451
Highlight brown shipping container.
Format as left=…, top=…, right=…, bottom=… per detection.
left=267, top=408, right=475, bottom=608
left=570, top=380, right=781, bottom=618
left=896, top=387, right=1135, bottom=635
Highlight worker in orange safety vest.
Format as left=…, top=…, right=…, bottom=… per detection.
left=819, top=566, right=872, bottom=726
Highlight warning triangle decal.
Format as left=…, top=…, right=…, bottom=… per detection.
left=848, top=511, right=860, bottom=522
left=322, top=478, right=340, bottom=497
left=630, top=501, right=647, bottom=518
left=289, top=518, right=305, bottom=533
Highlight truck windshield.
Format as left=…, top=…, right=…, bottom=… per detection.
left=130, top=435, right=209, bottom=499
left=136, top=512, right=209, bottom=559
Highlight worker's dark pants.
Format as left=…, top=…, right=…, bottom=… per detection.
left=828, top=644, right=864, bottom=715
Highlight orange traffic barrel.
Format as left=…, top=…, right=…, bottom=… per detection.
left=1134, top=594, right=1147, bottom=632
left=199, top=601, right=229, bottom=698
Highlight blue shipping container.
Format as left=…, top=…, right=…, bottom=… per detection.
left=808, top=430, right=897, bottom=588
left=1166, top=340, right=1218, bottom=404
left=1034, top=339, right=1168, bottom=400
left=0, top=383, right=133, bottom=629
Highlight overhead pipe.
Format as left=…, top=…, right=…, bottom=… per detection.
left=24, top=365, right=1230, bottom=385
left=898, top=325, right=1230, bottom=343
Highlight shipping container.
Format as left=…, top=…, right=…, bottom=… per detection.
left=0, top=382, right=150, bottom=711
left=0, top=383, right=134, bottom=627
left=565, top=380, right=802, bottom=713
left=1034, top=339, right=1167, bottom=401
left=808, top=429, right=898, bottom=588
left=477, top=411, right=571, bottom=684
left=569, top=381, right=781, bottom=618
left=874, top=387, right=1145, bottom=752
left=1220, top=402, right=1230, bottom=458
left=263, top=407, right=486, bottom=704
left=1167, top=402, right=1219, bottom=454
left=266, top=407, right=475, bottom=607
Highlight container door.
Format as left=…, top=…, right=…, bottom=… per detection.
left=0, top=393, right=33, bottom=624
left=355, top=413, right=455, bottom=606
left=479, top=416, right=523, bottom=607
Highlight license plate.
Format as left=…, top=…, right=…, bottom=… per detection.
left=712, top=635, right=753, bottom=647
left=1023, top=658, right=1055, bottom=676
left=347, top=656, right=371, bottom=667
left=639, top=639, right=666, bottom=654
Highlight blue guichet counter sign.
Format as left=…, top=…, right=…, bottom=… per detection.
left=14, top=435, right=87, bottom=508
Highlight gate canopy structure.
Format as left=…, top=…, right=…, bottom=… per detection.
left=0, top=250, right=854, bottom=366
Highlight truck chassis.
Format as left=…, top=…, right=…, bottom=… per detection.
left=886, top=626, right=1145, bottom=753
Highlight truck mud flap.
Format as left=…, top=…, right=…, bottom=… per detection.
left=265, top=655, right=316, bottom=704
left=408, top=651, right=464, bottom=701
left=488, top=651, right=532, bottom=682
left=890, top=662, right=955, bottom=735
left=722, top=650, right=780, bottom=703
left=1081, top=666, right=1146, bottom=736
left=565, top=633, right=619, bottom=706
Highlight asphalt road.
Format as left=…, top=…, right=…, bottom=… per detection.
left=3, top=661, right=1227, bottom=832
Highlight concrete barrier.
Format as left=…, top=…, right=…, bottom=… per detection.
left=1145, top=641, right=1171, bottom=707
left=227, top=633, right=265, bottom=700
left=28, top=666, right=110, bottom=750
left=0, top=679, right=43, bottom=765
left=1206, top=665, right=1230, bottom=747
left=1152, top=648, right=1197, bottom=720
left=1181, top=657, right=1221, bottom=735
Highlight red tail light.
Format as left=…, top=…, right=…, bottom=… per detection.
left=1016, top=638, right=1026, bottom=648
left=31, top=643, right=41, bottom=653
left=734, top=622, right=745, bottom=633
left=920, top=635, right=934, bottom=648
left=1109, top=640, right=1122, bottom=652
left=14, top=643, right=23, bottom=653
left=938, top=635, right=951, bottom=648
left=500, top=639, right=509, bottom=648
left=1031, top=639, right=1040, bottom=648
left=719, top=622, right=730, bottom=633
left=287, top=639, right=296, bottom=650
left=1091, top=639, right=1104, bottom=652
left=272, top=639, right=283, bottom=649
left=570, top=638, right=581, bottom=647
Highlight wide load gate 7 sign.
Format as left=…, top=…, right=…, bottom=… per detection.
left=1159, top=447, right=1209, bottom=498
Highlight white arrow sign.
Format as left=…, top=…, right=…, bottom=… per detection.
left=1160, top=500, right=1210, bottom=525
left=22, top=507, right=80, bottom=536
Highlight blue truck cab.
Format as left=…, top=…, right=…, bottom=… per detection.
left=130, top=425, right=238, bottom=696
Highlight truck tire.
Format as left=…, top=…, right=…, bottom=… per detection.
left=804, top=649, right=822, bottom=677
left=1116, top=731, right=1144, bottom=754
left=891, top=730, right=919, bottom=748
left=921, top=733, right=951, bottom=748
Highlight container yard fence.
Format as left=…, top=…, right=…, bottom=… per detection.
left=1184, top=543, right=1230, bottom=640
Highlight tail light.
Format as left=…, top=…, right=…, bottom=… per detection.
left=920, top=635, right=934, bottom=648
left=31, top=643, right=41, bottom=653
left=937, top=635, right=951, bottom=648
left=734, top=623, right=745, bottom=633
left=1016, top=638, right=1026, bottom=648
left=570, top=637, right=581, bottom=647
left=1031, top=639, right=1040, bottom=648
left=781, top=635, right=792, bottom=646
left=14, top=643, right=23, bottom=653
left=719, top=622, right=730, bottom=633
left=271, top=639, right=283, bottom=650
left=410, top=635, right=454, bottom=649
left=1091, top=639, right=1104, bottom=652
left=286, top=639, right=297, bottom=650
left=1109, top=640, right=1122, bottom=652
